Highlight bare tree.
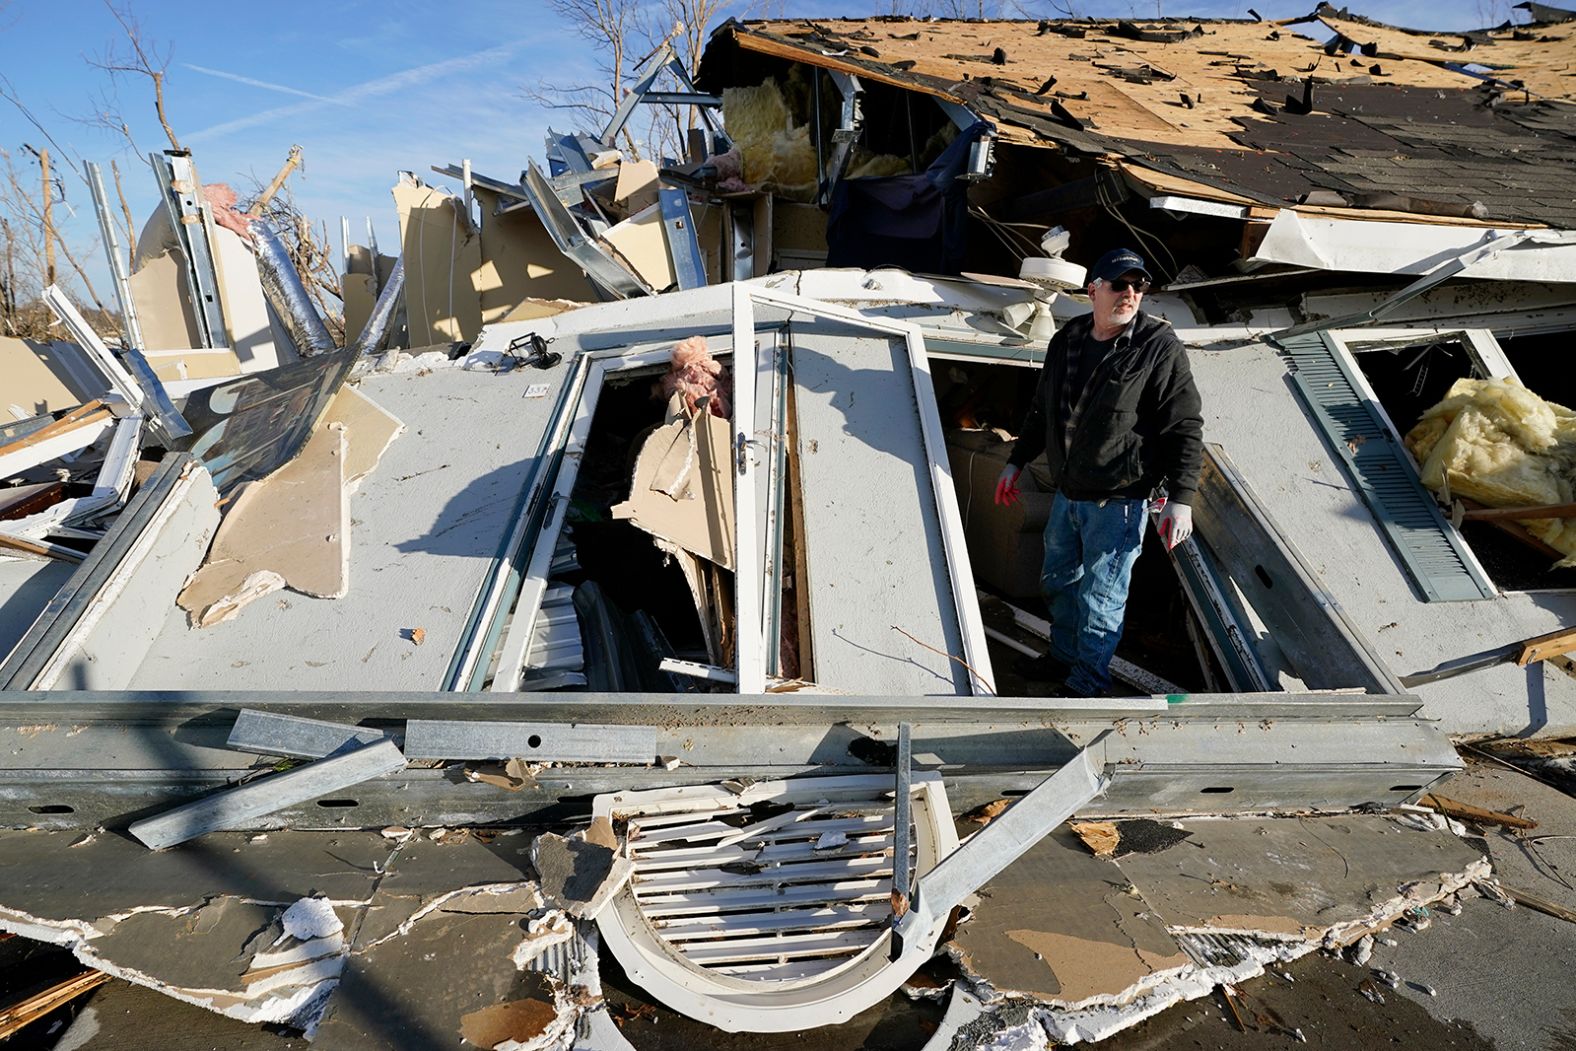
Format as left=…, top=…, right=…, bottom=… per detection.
left=525, top=0, right=737, bottom=163
left=523, top=0, right=649, bottom=152
left=89, top=2, right=181, bottom=152
left=242, top=175, right=345, bottom=344
left=0, top=147, right=106, bottom=339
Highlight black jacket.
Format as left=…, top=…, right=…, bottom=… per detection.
left=1007, top=311, right=1203, bottom=505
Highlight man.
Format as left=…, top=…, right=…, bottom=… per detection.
left=995, top=247, right=1203, bottom=696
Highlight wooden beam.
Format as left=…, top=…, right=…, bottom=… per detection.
left=1417, top=793, right=1537, bottom=830
left=1462, top=502, right=1576, bottom=522
left=0, top=970, right=108, bottom=1039
left=1516, top=625, right=1576, bottom=667
left=1505, top=886, right=1576, bottom=926
left=1456, top=496, right=1565, bottom=561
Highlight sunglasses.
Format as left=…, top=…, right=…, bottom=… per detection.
left=1105, top=278, right=1151, bottom=294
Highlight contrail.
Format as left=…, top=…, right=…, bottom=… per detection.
left=186, top=39, right=528, bottom=142
left=183, top=64, right=344, bottom=104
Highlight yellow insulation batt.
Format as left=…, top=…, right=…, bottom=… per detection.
left=1405, top=377, right=1576, bottom=564
left=722, top=81, right=818, bottom=199
left=721, top=77, right=912, bottom=198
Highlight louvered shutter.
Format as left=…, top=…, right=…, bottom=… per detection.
left=1280, top=331, right=1494, bottom=602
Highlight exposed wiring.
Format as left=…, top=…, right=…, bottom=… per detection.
left=1096, top=172, right=1179, bottom=278
left=892, top=624, right=997, bottom=696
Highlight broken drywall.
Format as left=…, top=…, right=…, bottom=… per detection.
left=531, top=826, right=633, bottom=920
left=0, top=826, right=612, bottom=1047
left=393, top=176, right=484, bottom=346
left=600, top=203, right=676, bottom=292
left=473, top=185, right=596, bottom=321
left=612, top=408, right=735, bottom=569
left=945, top=814, right=1492, bottom=1045
left=177, top=421, right=349, bottom=624
left=177, top=384, right=402, bottom=626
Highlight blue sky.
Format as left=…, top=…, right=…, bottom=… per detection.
left=0, top=0, right=1511, bottom=307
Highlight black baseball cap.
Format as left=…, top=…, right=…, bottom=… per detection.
left=1089, top=248, right=1151, bottom=284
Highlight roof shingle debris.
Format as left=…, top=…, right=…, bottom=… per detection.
left=705, top=6, right=1576, bottom=223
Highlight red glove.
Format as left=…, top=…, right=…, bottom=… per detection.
left=995, top=465, right=1022, bottom=507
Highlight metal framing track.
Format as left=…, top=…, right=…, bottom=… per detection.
left=0, top=690, right=1460, bottom=831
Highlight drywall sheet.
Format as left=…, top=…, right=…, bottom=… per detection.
left=790, top=322, right=968, bottom=694
left=0, top=337, right=100, bottom=418
left=127, top=248, right=202, bottom=351
left=130, top=364, right=568, bottom=690
left=142, top=348, right=243, bottom=383
left=0, top=826, right=586, bottom=1043
left=178, top=420, right=349, bottom=625
left=951, top=828, right=1188, bottom=1003
left=176, top=385, right=399, bottom=627
left=393, top=179, right=483, bottom=345
left=211, top=225, right=281, bottom=372
left=1117, top=815, right=1488, bottom=938
left=473, top=186, right=594, bottom=324
left=600, top=203, right=674, bottom=291
left=329, top=385, right=405, bottom=489
left=342, top=271, right=376, bottom=346
left=612, top=411, right=734, bottom=568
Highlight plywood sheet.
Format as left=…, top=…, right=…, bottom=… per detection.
left=612, top=411, right=734, bottom=569
left=731, top=17, right=1498, bottom=158
left=791, top=322, right=968, bottom=695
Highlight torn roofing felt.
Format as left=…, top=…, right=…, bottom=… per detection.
left=698, top=11, right=1576, bottom=226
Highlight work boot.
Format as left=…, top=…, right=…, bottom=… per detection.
left=1020, top=650, right=1071, bottom=684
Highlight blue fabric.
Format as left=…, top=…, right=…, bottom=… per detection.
left=1039, top=494, right=1149, bottom=695
left=825, top=121, right=991, bottom=275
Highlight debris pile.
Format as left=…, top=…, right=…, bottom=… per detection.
left=4, top=2, right=1576, bottom=1046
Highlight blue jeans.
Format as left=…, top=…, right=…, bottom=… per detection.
left=1040, top=494, right=1148, bottom=695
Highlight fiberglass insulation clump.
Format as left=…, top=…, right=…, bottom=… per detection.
left=1405, top=377, right=1576, bottom=565
left=721, top=80, right=819, bottom=199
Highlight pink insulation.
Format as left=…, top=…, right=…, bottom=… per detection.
left=203, top=183, right=254, bottom=241
left=662, top=335, right=732, bottom=419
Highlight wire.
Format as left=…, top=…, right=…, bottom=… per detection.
left=1096, top=172, right=1179, bottom=278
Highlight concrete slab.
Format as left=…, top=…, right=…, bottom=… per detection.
left=1367, top=894, right=1576, bottom=1051
left=1426, top=760, right=1576, bottom=917
left=950, top=828, right=1188, bottom=1003
left=1117, top=814, right=1488, bottom=938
